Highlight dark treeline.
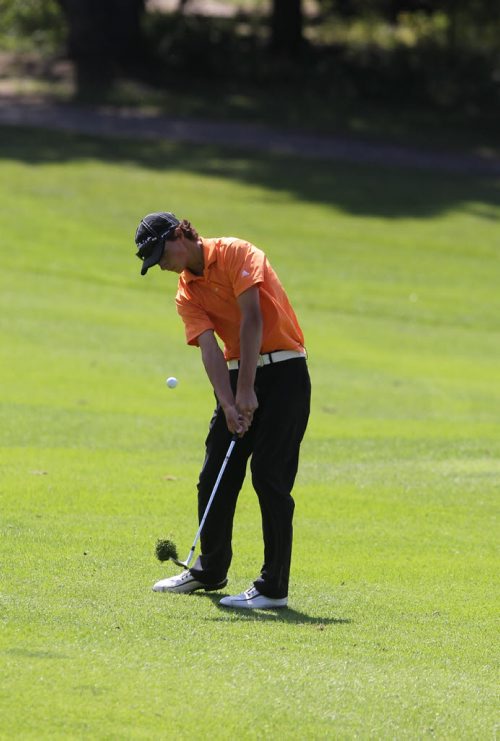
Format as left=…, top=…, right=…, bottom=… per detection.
left=1, top=0, right=499, bottom=112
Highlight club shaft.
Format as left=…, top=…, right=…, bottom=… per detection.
left=183, top=436, right=237, bottom=567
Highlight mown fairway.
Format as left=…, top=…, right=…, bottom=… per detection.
left=0, top=126, right=498, bottom=739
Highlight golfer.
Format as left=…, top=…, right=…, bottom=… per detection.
left=135, top=212, right=311, bottom=609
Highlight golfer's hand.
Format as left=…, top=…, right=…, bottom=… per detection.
left=236, top=388, right=258, bottom=429
left=223, top=404, right=250, bottom=437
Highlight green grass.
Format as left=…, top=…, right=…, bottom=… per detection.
left=0, top=125, right=499, bottom=739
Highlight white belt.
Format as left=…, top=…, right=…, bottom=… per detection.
left=227, top=350, right=306, bottom=370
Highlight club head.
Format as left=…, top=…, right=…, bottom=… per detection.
left=170, top=556, right=190, bottom=570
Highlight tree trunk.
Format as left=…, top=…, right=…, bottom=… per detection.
left=270, top=0, right=303, bottom=58
left=57, top=0, right=145, bottom=94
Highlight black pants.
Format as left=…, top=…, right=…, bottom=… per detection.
left=189, top=357, right=311, bottom=598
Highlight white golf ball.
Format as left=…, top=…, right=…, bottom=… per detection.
left=166, top=376, right=178, bottom=389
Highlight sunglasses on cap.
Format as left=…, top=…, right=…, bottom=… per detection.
left=134, top=212, right=180, bottom=275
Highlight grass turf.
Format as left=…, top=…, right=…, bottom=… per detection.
left=0, top=125, right=498, bottom=738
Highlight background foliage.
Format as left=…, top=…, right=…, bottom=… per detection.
left=0, top=0, right=499, bottom=116
left=0, top=0, right=65, bottom=51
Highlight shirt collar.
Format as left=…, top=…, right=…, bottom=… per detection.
left=182, top=238, right=217, bottom=283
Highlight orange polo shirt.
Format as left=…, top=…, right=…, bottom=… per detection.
left=175, top=238, right=305, bottom=361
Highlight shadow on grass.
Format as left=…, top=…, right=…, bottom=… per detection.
left=0, top=125, right=499, bottom=219
left=196, top=593, right=352, bottom=625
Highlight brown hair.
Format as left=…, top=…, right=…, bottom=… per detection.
left=178, top=219, right=199, bottom=241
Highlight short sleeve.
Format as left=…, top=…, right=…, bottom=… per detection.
left=176, top=294, right=215, bottom=346
left=222, top=240, right=266, bottom=297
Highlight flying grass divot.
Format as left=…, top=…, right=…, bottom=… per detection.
left=155, top=538, right=192, bottom=570
left=155, top=539, right=179, bottom=563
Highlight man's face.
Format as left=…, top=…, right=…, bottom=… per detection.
left=158, top=238, right=187, bottom=274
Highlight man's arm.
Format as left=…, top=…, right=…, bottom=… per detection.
left=198, top=329, right=248, bottom=436
left=235, top=286, right=262, bottom=425
left=197, top=285, right=262, bottom=435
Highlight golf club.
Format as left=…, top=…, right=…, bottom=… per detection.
left=156, top=433, right=238, bottom=570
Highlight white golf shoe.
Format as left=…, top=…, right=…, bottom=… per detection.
left=153, top=571, right=228, bottom=593
left=219, top=586, right=288, bottom=609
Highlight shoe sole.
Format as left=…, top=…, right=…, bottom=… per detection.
left=220, top=599, right=288, bottom=609
left=155, top=578, right=228, bottom=594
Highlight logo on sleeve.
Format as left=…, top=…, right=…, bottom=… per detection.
left=241, top=269, right=250, bottom=277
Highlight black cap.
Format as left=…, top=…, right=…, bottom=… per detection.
left=135, top=212, right=180, bottom=275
